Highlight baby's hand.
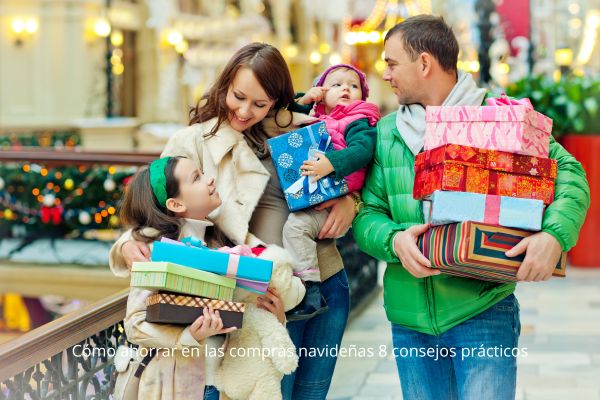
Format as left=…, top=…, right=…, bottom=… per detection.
left=189, top=308, right=236, bottom=342
left=298, top=87, right=328, bottom=105
left=302, top=153, right=335, bottom=183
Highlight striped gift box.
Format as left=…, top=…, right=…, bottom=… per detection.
left=146, top=292, right=245, bottom=328
left=131, top=262, right=235, bottom=301
left=417, top=221, right=567, bottom=283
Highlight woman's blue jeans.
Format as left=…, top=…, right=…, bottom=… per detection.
left=391, top=294, right=521, bottom=400
left=281, top=268, right=351, bottom=400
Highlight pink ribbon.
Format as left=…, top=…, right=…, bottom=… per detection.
left=484, top=94, right=533, bottom=109
left=217, top=245, right=255, bottom=278
left=483, top=195, right=501, bottom=225
left=217, top=244, right=254, bottom=257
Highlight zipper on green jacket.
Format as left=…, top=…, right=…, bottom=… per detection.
left=426, top=277, right=440, bottom=335
left=417, top=198, right=440, bottom=335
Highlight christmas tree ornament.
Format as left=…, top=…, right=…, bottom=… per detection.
left=43, top=194, right=56, bottom=207
left=109, top=215, right=120, bottom=226
left=103, top=178, right=116, bottom=192
left=64, top=179, right=74, bottom=191
left=78, top=211, right=91, bottom=225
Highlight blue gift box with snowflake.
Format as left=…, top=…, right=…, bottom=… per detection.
left=267, top=122, right=349, bottom=211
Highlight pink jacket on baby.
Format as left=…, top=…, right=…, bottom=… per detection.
left=313, top=100, right=381, bottom=192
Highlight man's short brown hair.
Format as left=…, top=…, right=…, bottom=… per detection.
left=384, top=15, right=459, bottom=73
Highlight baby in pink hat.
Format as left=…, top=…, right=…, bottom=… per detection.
left=284, top=64, right=381, bottom=320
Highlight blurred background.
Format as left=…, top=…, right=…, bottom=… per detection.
left=0, top=1, right=599, bottom=399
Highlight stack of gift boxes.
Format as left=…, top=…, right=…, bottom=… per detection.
left=412, top=96, right=567, bottom=283
left=130, top=238, right=273, bottom=329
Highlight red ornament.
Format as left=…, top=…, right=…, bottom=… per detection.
left=40, top=205, right=63, bottom=224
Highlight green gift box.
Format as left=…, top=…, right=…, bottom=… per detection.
left=131, top=262, right=236, bottom=301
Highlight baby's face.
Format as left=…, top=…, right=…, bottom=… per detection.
left=322, top=68, right=363, bottom=113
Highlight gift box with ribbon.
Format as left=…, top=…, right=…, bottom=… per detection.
left=131, top=262, right=236, bottom=301
left=146, top=292, right=245, bottom=328
left=417, top=221, right=567, bottom=283
left=413, top=144, right=556, bottom=204
left=424, top=95, right=553, bottom=157
left=427, top=190, right=544, bottom=231
left=266, top=121, right=350, bottom=211
left=151, top=239, right=272, bottom=289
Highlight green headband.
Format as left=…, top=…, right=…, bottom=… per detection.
left=149, top=157, right=171, bottom=207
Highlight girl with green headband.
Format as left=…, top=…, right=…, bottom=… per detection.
left=118, top=156, right=243, bottom=399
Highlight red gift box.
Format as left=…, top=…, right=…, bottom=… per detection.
left=414, top=144, right=556, bottom=205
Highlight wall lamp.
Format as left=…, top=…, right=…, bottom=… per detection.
left=11, top=17, right=38, bottom=46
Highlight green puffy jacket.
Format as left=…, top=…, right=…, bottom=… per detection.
left=353, top=112, right=590, bottom=335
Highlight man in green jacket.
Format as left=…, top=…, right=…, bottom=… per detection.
left=353, top=15, right=590, bottom=400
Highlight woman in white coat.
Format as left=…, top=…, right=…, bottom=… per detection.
left=111, top=42, right=355, bottom=400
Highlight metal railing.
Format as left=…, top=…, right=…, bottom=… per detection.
left=0, top=289, right=129, bottom=400
left=0, top=149, right=152, bottom=399
left=0, top=149, right=158, bottom=166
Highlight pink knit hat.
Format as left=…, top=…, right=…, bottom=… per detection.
left=314, top=64, right=369, bottom=100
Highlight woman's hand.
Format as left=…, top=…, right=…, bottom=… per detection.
left=315, top=195, right=355, bottom=239
left=121, top=240, right=151, bottom=268
left=257, top=288, right=286, bottom=325
left=190, top=308, right=237, bottom=342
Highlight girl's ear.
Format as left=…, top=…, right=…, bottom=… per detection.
left=165, top=197, right=186, bottom=214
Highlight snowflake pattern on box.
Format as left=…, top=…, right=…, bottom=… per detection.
left=278, top=153, right=293, bottom=169
left=288, top=132, right=303, bottom=148
left=267, top=122, right=349, bottom=211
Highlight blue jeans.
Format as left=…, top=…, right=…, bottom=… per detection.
left=281, top=269, right=350, bottom=400
left=391, top=294, right=521, bottom=400
left=203, top=385, right=219, bottom=400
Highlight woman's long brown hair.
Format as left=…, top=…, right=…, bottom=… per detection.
left=189, top=42, right=295, bottom=137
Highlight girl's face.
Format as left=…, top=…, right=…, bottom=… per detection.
left=322, top=68, right=363, bottom=113
left=171, top=158, right=221, bottom=220
left=225, top=67, right=275, bottom=132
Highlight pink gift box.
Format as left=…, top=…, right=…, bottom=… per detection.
left=424, top=97, right=553, bottom=158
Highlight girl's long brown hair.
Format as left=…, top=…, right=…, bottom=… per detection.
left=120, top=157, right=183, bottom=243
left=120, top=157, right=233, bottom=247
left=189, top=42, right=295, bottom=137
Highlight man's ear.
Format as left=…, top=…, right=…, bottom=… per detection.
left=165, top=197, right=186, bottom=214
left=419, top=52, right=433, bottom=77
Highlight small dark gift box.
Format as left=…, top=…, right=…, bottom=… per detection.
left=146, top=292, right=245, bottom=329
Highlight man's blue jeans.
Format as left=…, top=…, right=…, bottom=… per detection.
left=281, top=269, right=351, bottom=400
left=391, top=294, right=521, bottom=400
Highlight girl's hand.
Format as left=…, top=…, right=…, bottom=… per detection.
left=257, top=288, right=286, bottom=325
left=122, top=240, right=151, bottom=267
left=302, top=153, right=335, bottom=183
left=189, top=308, right=237, bottom=342
left=298, top=87, right=328, bottom=105
left=315, top=195, right=355, bottom=239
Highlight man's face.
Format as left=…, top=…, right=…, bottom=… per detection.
left=382, top=34, right=422, bottom=106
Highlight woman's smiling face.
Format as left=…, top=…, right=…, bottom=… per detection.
left=225, top=67, right=275, bottom=132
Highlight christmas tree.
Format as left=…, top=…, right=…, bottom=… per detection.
left=0, top=131, right=135, bottom=238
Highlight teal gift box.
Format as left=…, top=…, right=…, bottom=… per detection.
left=267, top=121, right=349, bottom=211
left=151, top=240, right=272, bottom=283
left=427, top=190, right=544, bottom=231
